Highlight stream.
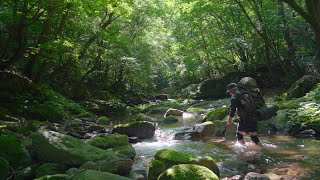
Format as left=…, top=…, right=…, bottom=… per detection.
left=108, top=100, right=320, bottom=179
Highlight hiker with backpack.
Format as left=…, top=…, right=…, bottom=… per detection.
left=226, top=79, right=263, bottom=146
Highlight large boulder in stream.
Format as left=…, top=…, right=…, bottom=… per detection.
left=112, top=121, right=155, bottom=139
left=174, top=122, right=216, bottom=140
left=154, top=149, right=220, bottom=177
left=164, top=108, right=184, bottom=117
left=158, top=164, right=219, bottom=180
left=31, top=129, right=132, bottom=175
left=194, top=72, right=243, bottom=100
left=202, top=107, right=229, bottom=122
left=287, top=75, right=319, bottom=99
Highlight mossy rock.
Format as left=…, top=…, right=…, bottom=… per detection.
left=31, top=130, right=133, bottom=175
left=35, top=163, right=67, bottom=178
left=147, top=160, right=166, bottom=180
left=97, top=116, right=109, bottom=125
left=158, top=164, right=219, bottom=180
left=112, top=121, right=155, bottom=139
left=112, top=144, right=136, bottom=160
left=86, top=125, right=105, bottom=133
left=191, top=156, right=220, bottom=178
left=146, top=106, right=170, bottom=114
left=203, top=107, right=229, bottom=122
left=87, top=134, right=129, bottom=149
left=69, top=169, right=132, bottom=180
left=0, top=157, right=9, bottom=180
left=80, top=158, right=133, bottom=175
left=0, top=135, right=31, bottom=168
left=15, top=164, right=40, bottom=180
left=35, top=174, right=68, bottom=180
left=154, top=149, right=219, bottom=177
left=287, top=75, right=319, bottom=99
left=154, top=149, right=194, bottom=168
left=136, top=113, right=154, bottom=122
left=162, top=116, right=178, bottom=124
left=186, top=107, right=207, bottom=114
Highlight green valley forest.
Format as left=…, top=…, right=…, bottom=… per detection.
left=1, top=0, right=320, bottom=179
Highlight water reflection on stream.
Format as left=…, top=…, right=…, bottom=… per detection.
left=109, top=112, right=320, bottom=179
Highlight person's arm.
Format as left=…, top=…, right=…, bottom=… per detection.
left=227, top=97, right=237, bottom=126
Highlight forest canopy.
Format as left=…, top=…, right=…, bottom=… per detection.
left=1, top=0, right=319, bottom=102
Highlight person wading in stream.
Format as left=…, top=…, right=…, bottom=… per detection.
left=226, top=83, right=262, bottom=146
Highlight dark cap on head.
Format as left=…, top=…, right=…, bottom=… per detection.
left=226, top=83, right=237, bottom=92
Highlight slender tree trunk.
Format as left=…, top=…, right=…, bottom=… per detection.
left=0, top=1, right=27, bottom=70
left=278, top=0, right=302, bottom=76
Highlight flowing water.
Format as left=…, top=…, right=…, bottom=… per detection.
left=109, top=103, right=320, bottom=179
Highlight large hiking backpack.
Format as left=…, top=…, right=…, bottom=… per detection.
left=235, top=77, right=278, bottom=121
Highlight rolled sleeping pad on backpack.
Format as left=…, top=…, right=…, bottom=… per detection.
left=256, top=104, right=279, bottom=121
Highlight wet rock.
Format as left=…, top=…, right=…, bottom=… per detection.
left=154, top=149, right=219, bottom=177
left=164, top=108, right=184, bottom=117
left=80, top=158, right=133, bottom=175
left=220, top=160, right=249, bottom=175
left=129, top=136, right=141, bottom=144
left=148, top=160, right=166, bottom=180
left=31, top=129, right=133, bottom=175
left=161, top=116, right=178, bottom=123
left=158, top=164, right=219, bottom=180
left=136, top=113, right=154, bottom=122
left=244, top=172, right=270, bottom=180
left=112, top=144, right=136, bottom=160
left=194, top=72, right=243, bottom=100
left=87, top=134, right=129, bottom=149
left=192, top=121, right=216, bottom=138
left=112, top=121, right=155, bottom=139
left=202, top=107, right=229, bottom=122
left=287, top=75, right=319, bottom=99
left=68, top=169, right=132, bottom=180
left=174, top=122, right=216, bottom=140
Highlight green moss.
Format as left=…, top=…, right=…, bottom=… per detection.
left=87, top=134, right=129, bottom=149
left=136, top=113, right=153, bottom=122
left=97, top=116, right=109, bottom=125
left=148, top=160, right=166, bottom=180
left=158, top=164, right=219, bottom=180
left=35, top=163, right=67, bottom=178
left=154, top=149, right=194, bottom=168
left=0, top=135, right=31, bottom=168
left=10, top=83, right=89, bottom=122
left=112, top=144, right=136, bottom=159
left=114, top=121, right=149, bottom=128
left=186, top=108, right=206, bottom=114
left=203, top=107, right=228, bottom=121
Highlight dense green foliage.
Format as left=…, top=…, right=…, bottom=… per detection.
left=1, top=0, right=319, bottom=101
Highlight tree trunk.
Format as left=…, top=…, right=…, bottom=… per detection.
left=0, top=1, right=27, bottom=70
left=278, top=0, right=302, bottom=76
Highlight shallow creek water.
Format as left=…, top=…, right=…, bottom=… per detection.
left=108, top=105, right=320, bottom=179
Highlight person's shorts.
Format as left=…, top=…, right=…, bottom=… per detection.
left=237, top=118, right=257, bottom=133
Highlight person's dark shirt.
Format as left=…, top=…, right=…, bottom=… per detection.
left=229, top=95, right=244, bottom=117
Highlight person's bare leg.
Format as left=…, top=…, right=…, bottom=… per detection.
left=237, top=131, right=246, bottom=145
left=249, top=132, right=262, bottom=146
